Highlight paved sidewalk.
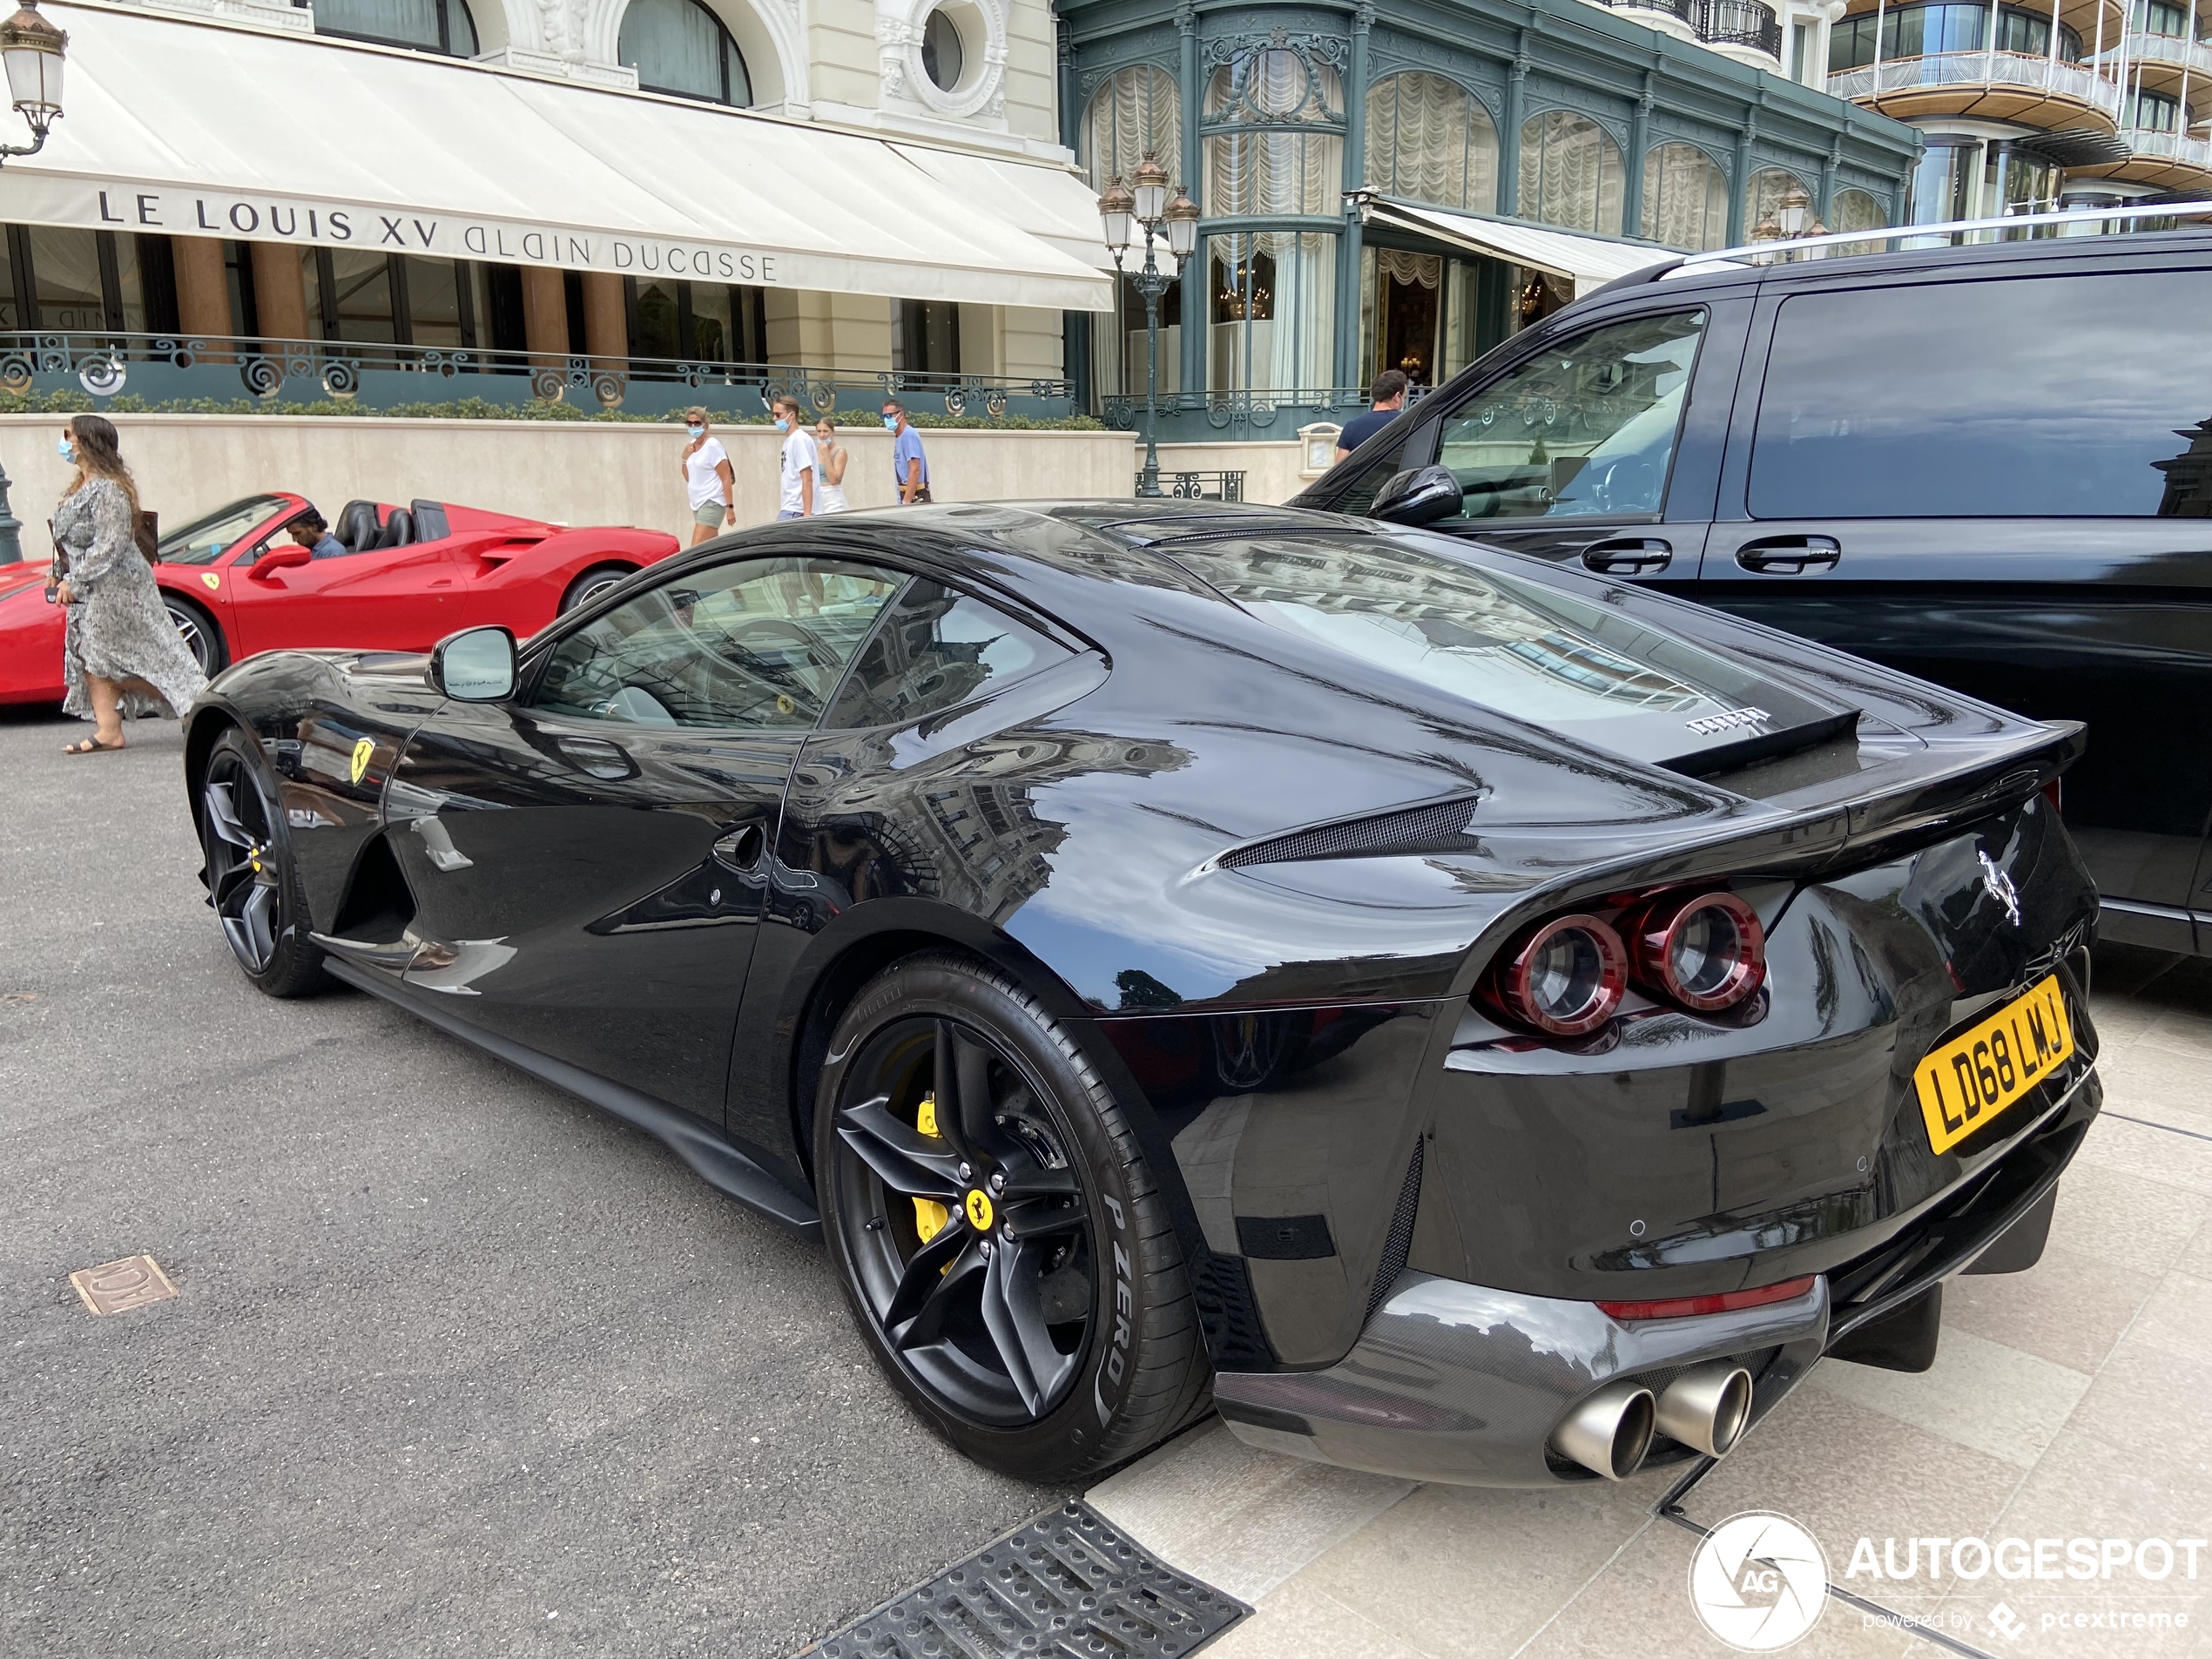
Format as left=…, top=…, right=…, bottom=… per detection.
left=1087, top=946, right=2212, bottom=1659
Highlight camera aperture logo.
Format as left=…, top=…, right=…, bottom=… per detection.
left=1689, top=1512, right=1831, bottom=1651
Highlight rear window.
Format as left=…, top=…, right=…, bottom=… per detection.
left=1750, top=272, right=2212, bottom=518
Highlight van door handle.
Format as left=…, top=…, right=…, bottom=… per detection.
left=1736, top=535, right=1841, bottom=574
left=1581, top=536, right=1672, bottom=576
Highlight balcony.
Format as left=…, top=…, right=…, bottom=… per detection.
left=1827, top=51, right=2125, bottom=128
left=2099, top=29, right=2212, bottom=76
left=1593, top=0, right=1783, bottom=61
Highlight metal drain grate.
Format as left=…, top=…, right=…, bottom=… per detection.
left=809, top=1498, right=1248, bottom=1659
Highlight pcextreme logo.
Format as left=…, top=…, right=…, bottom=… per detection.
left=1689, top=1512, right=1831, bottom=1651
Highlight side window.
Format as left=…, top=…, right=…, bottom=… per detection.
left=535, top=556, right=903, bottom=728
left=825, top=581, right=1071, bottom=729
left=1751, top=273, right=2212, bottom=518
left=1433, top=310, right=1705, bottom=522
left=1330, top=436, right=1416, bottom=516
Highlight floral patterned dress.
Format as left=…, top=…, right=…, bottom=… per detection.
left=56, top=477, right=208, bottom=720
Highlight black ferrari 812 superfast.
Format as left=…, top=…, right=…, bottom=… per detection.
left=183, top=500, right=2100, bottom=1487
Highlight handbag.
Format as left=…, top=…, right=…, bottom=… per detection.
left=134, top=509, right=159, bottom=564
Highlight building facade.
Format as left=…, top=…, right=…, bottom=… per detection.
left=1059, top=0, right=1920, bottom=438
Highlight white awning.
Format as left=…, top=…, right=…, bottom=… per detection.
left=0, top=3, right=1115, bottom=311
left=1368, top=200, right=1673, bottom=296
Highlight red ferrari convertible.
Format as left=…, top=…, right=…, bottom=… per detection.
left=0, top=493, right=678, bottom=704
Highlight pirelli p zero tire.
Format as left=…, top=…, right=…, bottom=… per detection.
left=817, top=951, right=1210, bottom=1483
left=199, top=726, right=328, bottom=999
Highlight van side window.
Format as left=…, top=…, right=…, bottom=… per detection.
left=1750, top=273, right=2212, bottom=518
left=1432, top=311, right=1706, bottom=523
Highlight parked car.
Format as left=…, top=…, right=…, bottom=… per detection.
left=182, top=502, right=2096, bottom=1487
left=1294, top=225, right=2212, bottom=957
left=0, top=493, right=678, bottom=704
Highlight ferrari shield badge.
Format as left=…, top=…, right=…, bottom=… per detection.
left=199, top=572, right=220, bottom=590
left=349, top=738, right=375, bottom=786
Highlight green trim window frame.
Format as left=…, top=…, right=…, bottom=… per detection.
left=619, top=0, right=753, bottom=105
left=301, top=0, right=479, bottom=56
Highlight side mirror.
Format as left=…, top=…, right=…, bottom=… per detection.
left=1368, top=466, right=1465, bottom=527
left=429, top=625, right=516, bottom=701
left=250, top=543, right=313, bottom=578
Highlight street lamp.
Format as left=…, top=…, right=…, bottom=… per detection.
left=1100, top=155, right=1198, bottom=497
left=0, top=0, right=64, bottom=158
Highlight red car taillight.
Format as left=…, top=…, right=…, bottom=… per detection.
left=1624, top=890, right=1766, bottom=1014
left=1598, top=1275, right=1816, bottom=1322
left=1491, top=914, right=1628, bottom=1036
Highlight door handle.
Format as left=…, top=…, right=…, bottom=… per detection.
left=1736, top=535, right=1841, bottom=575
left=712, top=823, right=767, bottom=872
left=1581, top=536, right=1672, bottom=576
left=555, top=734, right=637, bottom=780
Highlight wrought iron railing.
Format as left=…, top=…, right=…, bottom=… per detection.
left=1139, top=469, right=1246, bottom=501
left=1827, top=52, right=2123, bottom=117
left=1103, top=385, right=1431, bottom=441
left=1595, top=0, right=1703, bottom=30
left=1698, top=0, right=1783, bottom=57
left=0, top=332, right=1077, bottom=421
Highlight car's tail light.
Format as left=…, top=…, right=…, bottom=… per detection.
left=1599, top=1275, right=1816, bottom=1322
left=1626, top=890, right=1765, bottom=1013
left=2041, top=778, right=2062, bottom=815
left=1490, top=914, right=1628, bottom=1036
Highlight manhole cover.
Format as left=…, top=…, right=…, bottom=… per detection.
left=70, top=1255, right=179, bottom=1315
left=807, top=1498, right=1247, bottom=1659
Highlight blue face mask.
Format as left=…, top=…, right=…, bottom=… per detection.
left=57, top=435, right=75, bottom=462
left=773, top=417, right=790, bottom=433
left=882, top=415, right=898, bottom=431
left=685, top=424, right=705, bottom=439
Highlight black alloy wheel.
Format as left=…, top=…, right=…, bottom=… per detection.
left=818, top=954, right=1210, bottom=1481
left=199, top=728, right=327, bottom=997
left=561, top=563, right=634, bottom=614
left=165, top=595, right=228, bottom=676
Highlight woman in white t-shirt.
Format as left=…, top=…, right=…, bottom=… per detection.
left=679, top=406, right=735, bottom=544
left=812, top=419, right=851, bottom=514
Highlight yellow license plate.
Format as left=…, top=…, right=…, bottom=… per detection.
left=1913, top=975, right=2074, bottom=1154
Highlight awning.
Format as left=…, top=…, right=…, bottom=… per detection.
left=1367, top=200, right=1673, bottom=296
left=0, top=3, right=1115, bottom=311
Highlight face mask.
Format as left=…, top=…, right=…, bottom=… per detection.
left=773, top=417, right=790, bottom=433
left=57, top=436, right=75, bottom=462
left=685, top=424, right=705, bottom=439
left=882, top=416, right=898, bottom=431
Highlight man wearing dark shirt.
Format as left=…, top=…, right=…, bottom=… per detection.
left=1334, top=369, right=1410, bottom=460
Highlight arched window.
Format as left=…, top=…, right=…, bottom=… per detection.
left=310, top=0, right=477, bottom=55
left=1082, top=65, right=1181, bottom=192
left=1831, top=188, right=1885, bottom=233
left=1366, top=72, right=1498, bottom=214
left=1203, top=48, right=1344, bottom=215
left=1518, top=111, right=1624, bottom=234
left=1747, top=166, right=1811, bottom=233
left=1641, top=143, right=1728, bottom=250
left=620, top=0, right=752, bottom=105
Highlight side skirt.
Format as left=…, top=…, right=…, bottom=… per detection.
left=324, top=958, right=821, bottom=1237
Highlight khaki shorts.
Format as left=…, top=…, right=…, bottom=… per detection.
left=693, top=502, right=728, bottom=529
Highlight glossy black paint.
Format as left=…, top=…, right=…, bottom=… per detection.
left=1294, top=230, right=2212, bottom=954
left=183, top=500, right=2099, bottom=1380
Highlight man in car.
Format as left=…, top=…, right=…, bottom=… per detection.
left=284, top=509, right=347, bottom=560
left=1334, top=370, right=1409, bottom=461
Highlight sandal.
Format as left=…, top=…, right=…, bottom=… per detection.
left=63, top=735, right=125, bottom=754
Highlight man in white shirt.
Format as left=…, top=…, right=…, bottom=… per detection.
left=679, top=405, right=735, bottom=544
left=772, top=395, right=817, bottom=520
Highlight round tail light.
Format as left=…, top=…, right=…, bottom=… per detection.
left=1629, top=890, right=1765, bottom=1012
left=1494, top=914, right=1628, bottom=1036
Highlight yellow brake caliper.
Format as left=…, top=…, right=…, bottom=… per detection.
left=912, top=1093, right=950, bottom=1244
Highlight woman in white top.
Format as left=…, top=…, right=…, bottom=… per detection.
left=812, top=419, right=851, bottom=515
left=679, top=405, right=735, bottom=544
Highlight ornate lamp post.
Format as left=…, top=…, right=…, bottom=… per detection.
left=1099, top=154, right=1198, bottom=497
left=0, top=0, right=66, bottom=565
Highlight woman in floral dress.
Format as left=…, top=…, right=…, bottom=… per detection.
left=51, top=415, right=206, bottom=752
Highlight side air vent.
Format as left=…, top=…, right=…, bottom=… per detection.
left=1220, top=796, right=1483, bottom=869
left=1366, top=1138, right=1425, bottom=1324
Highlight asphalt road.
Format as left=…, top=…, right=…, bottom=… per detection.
left=0, top=705, right=1063, bottom=1657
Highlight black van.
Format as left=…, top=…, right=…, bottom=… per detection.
left=1292, top=226, right=2212, bottom=957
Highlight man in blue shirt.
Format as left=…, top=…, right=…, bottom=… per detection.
left=1333, top=370, right=1410, bottom=461
left=283, top=508, right=348, bottom=559
left=882, top=401, right=931, bottom=504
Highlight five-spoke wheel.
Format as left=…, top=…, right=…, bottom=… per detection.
left=199, top=729, right=327, bottom=996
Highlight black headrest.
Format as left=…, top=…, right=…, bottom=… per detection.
left=376, top=509, right=416, bottom=550
left=336, top=500, right=380, bottom=551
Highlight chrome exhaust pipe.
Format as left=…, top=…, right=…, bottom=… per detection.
left=1656, top=1362, right=1754, bottom=1457
left=1551, top=1381, right=1656, bottom=1480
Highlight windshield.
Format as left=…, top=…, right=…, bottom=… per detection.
left=158, top=496, right=289, bottom=566
left=1172, top=533, right=1845, bottom=765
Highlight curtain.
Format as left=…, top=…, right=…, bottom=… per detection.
left=1366, top=73, right=1497, bottom=213
left=1208, top=231, right=1335, bottom=395
left=1204, top=128, right=1343, bottom=214
left=1518, top=113, right=1624, bottom=234
left=1083, top=65, right=1181, bottom=192
left=317, top=0, right=442, bottom=48
left=28, top=228, right=104, bottom=332
left=1747, top=167, right=1809, bottom=233
left=621, top=0, right=731, bottom=102
left=1641, top=144, right=1729, bottom=251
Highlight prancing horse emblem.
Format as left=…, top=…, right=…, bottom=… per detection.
left=1979, top=852, right=2021, bottom=927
